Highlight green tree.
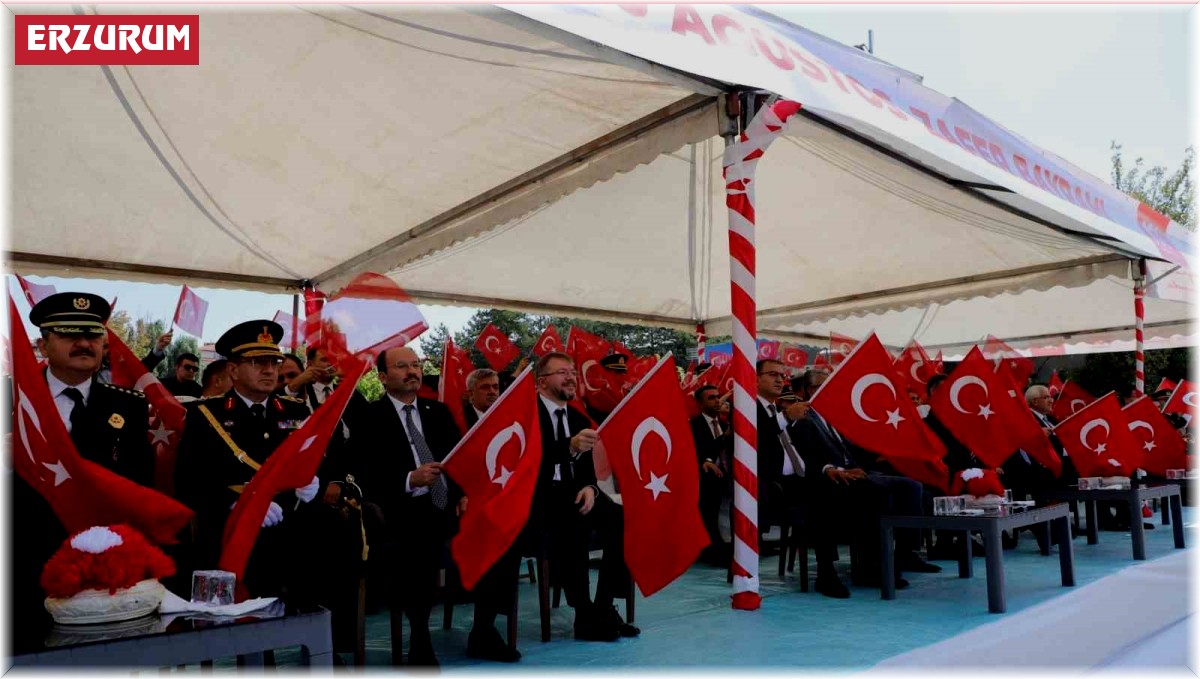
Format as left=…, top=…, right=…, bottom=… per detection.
left=355, top=368, right=384, bottom=402
left=157, top=336, right=201, bottom=378
left=106, top=311, right=167, bottom=363
left=1111, top=142, right=1194, bottom=231
left=1067, top=348, right=1188, bottom=402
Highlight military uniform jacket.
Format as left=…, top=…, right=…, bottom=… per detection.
left=69, top=375, right=157, bottom=487
left=174, top=389, right=312, bottom=553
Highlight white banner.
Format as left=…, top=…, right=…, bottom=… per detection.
left=504, top=4, right=1193, bottom=271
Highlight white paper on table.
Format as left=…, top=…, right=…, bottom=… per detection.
left=159, top=589, right=277, bottom=616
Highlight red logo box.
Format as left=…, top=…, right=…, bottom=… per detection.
left=15, top=15, right=199, bottom=65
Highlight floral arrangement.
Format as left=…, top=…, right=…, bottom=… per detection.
left=40, top=525, right=175, bottom=599
left=950, top=468, right=1006, bottom=498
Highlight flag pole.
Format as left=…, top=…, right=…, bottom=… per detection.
left=291, top=292, right=300, bottom=353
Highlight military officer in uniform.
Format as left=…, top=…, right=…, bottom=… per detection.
left=12, top=293, right=156, bottom=631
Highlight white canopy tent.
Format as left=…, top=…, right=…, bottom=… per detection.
left=7, top=4, right=1193, bottom=352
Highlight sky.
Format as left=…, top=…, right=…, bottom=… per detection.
left=4, top=3, right=1194, bottom=353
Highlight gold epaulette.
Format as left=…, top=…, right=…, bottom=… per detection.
left=278, top=395, right=306, bottom=404
left=98, top=383, right=146, bottom=398
left=197, top=405, right=262, bottom=472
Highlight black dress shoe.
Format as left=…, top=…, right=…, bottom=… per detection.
left=601, top=605, right=640, bottom=637
left=466, top=626, right=521, bottom=663
left=1002, top=530, right=1019, bottom=550
left=813, top=575, right=850, bottom=599
left=852, top=574, right=909, bottom=590
left=897, top=554, right=940, bottom=575
left=573, top=609, right=620, bottom=642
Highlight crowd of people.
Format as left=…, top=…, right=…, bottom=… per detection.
left=11, top=289, right=1192, bottom=666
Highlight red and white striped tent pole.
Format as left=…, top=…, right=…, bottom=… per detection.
left=723, top=97, right=803, bottom=611
left=696, top=322, right=707, bottom=363
left=1133, top=258, right=1147, bottom=396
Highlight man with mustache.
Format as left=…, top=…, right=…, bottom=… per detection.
left=526, top=351, right=637, bottom=642
left=352, top=345, right=466, bottom=666
left=12, top=293, right=156, bottom=629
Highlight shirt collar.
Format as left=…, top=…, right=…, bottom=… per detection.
left=703, top=413, right=720, bottom=427
left=46, top=371, right=91, bottom=402
left=474, top=407, right=487, bottom=421
left=757, top=395, right=776, bottom=412
left=388, top=393, right=418, bottom=416
left=539, top=393, right=568, bottom=417
left=234, top=389, right=269, bottom=409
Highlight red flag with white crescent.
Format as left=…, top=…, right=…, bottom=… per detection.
left=442, top=367, right=542, bottom=590
left=829, top=332, right=859, bottom=368
left=983, top=335, right=1035, bottom=390
left=1052, top=380, right=1096, bottom=422
left=1048, top=370, right=1065, bottom=397
left=1053, top=392, right=1143, bottom=478
left=810, top=333, right=945, bottom=463
left=474, top=323, right=520, bottom=372
left=439, top=337, right=472, bottom=434
left=593, top=354, right=708, bottom=596
left=172, top=285, right=209, bottom=337
left=15, top=275, right=56, bottom=306
left=1122, top=395, right=1189, bottom=476
left=533, top=325, right=564, bottom=356
left=780, top=345, right=808, bottom=370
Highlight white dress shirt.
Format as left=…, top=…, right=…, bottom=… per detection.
left=389, top=394, right=429, bottom=496
left=46, top=371, right=91, bottom=432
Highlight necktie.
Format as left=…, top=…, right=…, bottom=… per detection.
left=404, top=405, right=447, bottom=509
left=317, top=384, right=330, bottom=404
left=711, top=418, right=721, bottom=439
left=555, top=408, right=568, bottom=442
left=62, top=387, right=87, bottom=435
left=815, top=413, right=854, bottom=468
left=249, top=403, right=266, bottom=419
left=769, top=406, right=806, bottom=477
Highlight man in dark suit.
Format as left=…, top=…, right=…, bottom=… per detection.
left=12, top=292, right=158, bottom=626
left=174, top=320, right=368, bottom=663
left=690, top=385, right=731, bottom=565
left=527, top=351, right=636, bottom=642
left=790, top=367, right=940, bottom=593
left=463, top=368, right=500, bottom=429
left=157, top=352, right=203, bottom=398
left=754, top=359, right=849, bottom=597
left=352, top=345, right=461, bottom=666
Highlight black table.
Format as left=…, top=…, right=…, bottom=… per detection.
left=880, top=503, right=1074, bottom=614
left=1045, top=483, right=1184, bottom=560
left=8, top=600, right=332, bottom=669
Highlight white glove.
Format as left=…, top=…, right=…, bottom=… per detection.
left=261, top=502, right=284, bottom=528
left=295, top=476, right=321, bottom=504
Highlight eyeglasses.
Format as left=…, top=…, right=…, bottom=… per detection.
left=180, top=365, right=199, bottom=372
left=759, top=371, right=786, bottom=379
left=538, top=369, right=578, bottom=379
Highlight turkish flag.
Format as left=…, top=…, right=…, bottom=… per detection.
left=1162, top=379, right=1197, bottom=425
left=893, top=340, right=934, bottom=398
left=757, top=340, right=781, bottom=361
left=310, top=274, right=428, bottom=373
left=303, top=287, right=328, bottom=348
left=929, top=347, right=1023, bottom=469
left=781, top=345, right=808, bottom=369
left=829, top=332, right=859, bottom=368
left=1052, top=380, right=1097, bottom=422
left=107, top=330, right=188, bottom=496
left=932, top=350, right=945, bottom=377
left=474, top=323, right=520, bottom=372
left=219, top=360, right=371, bottom=598
left=996, top=369, right=1063, bottom=478
left=15, top=275, right=57, bottom=306
left=593, top=355, right=708, bottom=596
left=8, top=296, right=193, bottom=545
left=709, top=352, right=732, bottom=370
left=626, top=354, right=657, bottom=386
left=172, top=285, right=209, bottom=337
left=442, top=367, right=542, bottom=590
left=1156, top=378, right=1178, bottom=395
left=565, top=326, right=610, bottom=360
left=1053, top=393, right=1143, bottom=478
left=1122, top=396, right=1189, bottom=476
left=1049, top=370, right=1065, bottom=397
left=888, top=456, right=951, bottom=494
left=272, top=310, right=304, bottom=350
left=983, top=335, right=1035, bottom=389
left=575, top=342, right=614, bottom=403
left=533, top=325, right=564, bottom=356
left=810, top=333, right=945, bottom=463
left=439, top=337, right=472, bottom=434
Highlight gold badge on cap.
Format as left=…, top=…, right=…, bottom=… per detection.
left=108, top=413, right=125, bottom=429
left=74, top=297, right=91, bottom=310
left=258, top=326, right=273, bottom=344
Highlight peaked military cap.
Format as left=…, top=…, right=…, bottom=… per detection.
left=216, top=320, right=285, bottom=360
left=29, top=292, right=110, bottom=335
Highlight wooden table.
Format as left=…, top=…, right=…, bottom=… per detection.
left=1045, top=483, right=1184, bottom=560
left=880, top=503, right=1074, bottom=614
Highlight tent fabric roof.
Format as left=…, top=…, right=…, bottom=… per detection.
left=7, top=4, right=1192, bottom=352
